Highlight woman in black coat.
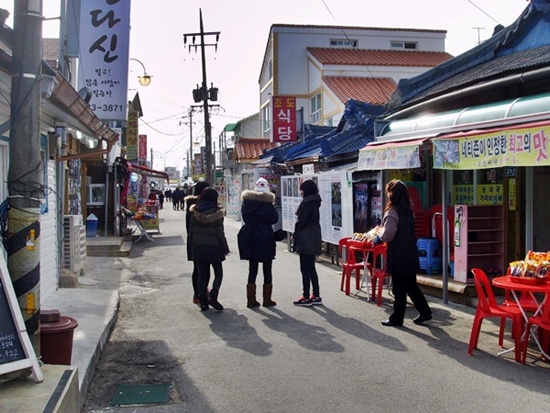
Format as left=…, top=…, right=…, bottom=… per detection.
left=376, top=179, right=432, bottom=327
left=190, top=187, right=229, bottom=311
left=237, top=178, right=279, bottom=308
left=185, top=180, right=210, bottom=304
left=292, top=179, right=323, bottom=307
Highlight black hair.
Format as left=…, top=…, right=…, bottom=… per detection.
left=300, top=179, right=318, bottom=196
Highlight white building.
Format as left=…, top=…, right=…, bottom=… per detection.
left=259, top=24, right=452, bottom=137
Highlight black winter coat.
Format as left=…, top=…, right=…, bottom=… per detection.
left=184, top=194, right=199, bottom=260
left=237, top=190, right=278, bottom=262
left=293, top=193, right=322, bottom=255
left=189, top=203, right=230, bottom=262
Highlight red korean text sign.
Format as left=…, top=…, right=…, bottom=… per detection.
left=272, top=96, right=297, bottom=143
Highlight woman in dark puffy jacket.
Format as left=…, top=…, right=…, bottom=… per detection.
left=292, top=179, right=323, bottom=307
left=190, top=187, right=229, bottom=312
left=237, top=178, right=279, bottom=308
left=185, top=180, right=210, bottom=304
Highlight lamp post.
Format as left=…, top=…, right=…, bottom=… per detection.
left=130, top=58, right=152, bottom=86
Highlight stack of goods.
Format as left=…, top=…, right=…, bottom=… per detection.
left=351, top=227, right=383, bottom=244
left=133, top=209, right=156, bottom=221
left=508, top=250, right=550, bottom=283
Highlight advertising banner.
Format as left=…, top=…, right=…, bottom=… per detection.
left=79, top=0, right=131, bottom=121
left=358, top=139, right=424, bottom=170
left=126, top=111, right=138, bottom=162
left=281, top=171, right=353, bottom=245
left=138, top=134, right=147, bottom=165
left=433, top=121, right=550, bottom=170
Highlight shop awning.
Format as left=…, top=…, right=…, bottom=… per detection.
left=357, top=138, right=429, bottom=171
left=129, top=163, right=170, bottom=183
left=432, top=119, right=550, bottom=170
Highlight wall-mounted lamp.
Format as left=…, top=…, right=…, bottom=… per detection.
left=130, top=58, right=152, bottom=86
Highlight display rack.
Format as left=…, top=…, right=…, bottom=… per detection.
left=453, top=204, right=505, bottom=283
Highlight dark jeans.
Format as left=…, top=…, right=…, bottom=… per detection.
left=389, top=271, right=431, bottom=324
left=192, top=262, right=211, bottom=297
left=247, top=260, right=273, bottom=284
left=299, top=253, right=320, bottom=297
left=197, top=261, right=223, bottom=303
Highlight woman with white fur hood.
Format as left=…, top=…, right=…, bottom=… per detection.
left=237, top=177, right=279, bottom=308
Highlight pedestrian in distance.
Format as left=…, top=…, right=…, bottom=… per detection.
left=185, top=180, right=211, bottom=304
left=237, top=177, right=279, bottom=308
left=172, top=186, right=183, bottom=210
left=164, top=188, right=172, bottom=203
left=157, top=190, right=164, bottom=209
left=374, top=179, right=432, bottom=327
left=189, top=187, right=229, bottom=312
left=292, top=179, right=323, bottom=307
left=148, top=188, right=157, bottom=202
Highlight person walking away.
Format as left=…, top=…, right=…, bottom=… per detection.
left=185, top=180, right=211, bottom=304
left=292, top=179, right=323, bottom=307
left=172, top=187, right=183, bottom=210
left=189, top=187, right=229, bottom=311
left=237, top=177, right=279, bottom=308
left=374, top=179, right=432, bottom=327
left=158, top=190, right=164, bottom=209
left=165, top=188, right=172, bottom=203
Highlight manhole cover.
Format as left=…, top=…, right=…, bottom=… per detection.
left=111, top=383, right=171, bottom=406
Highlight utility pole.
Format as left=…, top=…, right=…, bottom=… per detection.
left=8, top=0, right=43, bottom=354
left=184, top=9, right=220, bottom=185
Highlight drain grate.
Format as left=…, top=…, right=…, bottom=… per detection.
left=111, top=383, right=171, bottom=406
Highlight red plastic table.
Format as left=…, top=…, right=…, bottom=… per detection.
left=348, top=241, right=389, bottom=305
left=492, top=275, right=550, bottom=359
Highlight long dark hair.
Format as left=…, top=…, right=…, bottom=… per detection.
left=384, top=179, right=412, bottom=215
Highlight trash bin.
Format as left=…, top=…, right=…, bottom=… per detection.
left=40, top=310, right=79, bottom=365
left=86, top=213, right=98, bottom=237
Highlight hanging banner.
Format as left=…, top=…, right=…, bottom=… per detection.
left=126, top=111, right=138, bottom=162
left=79, top=0, right=131, bottom=121
left=433, top=121, right=550, bottom=170
left=138, top=134, right=147, bottom=166
left=272, top=96, right=297, bottom=143
left=358, top=139, right=426, bottom=170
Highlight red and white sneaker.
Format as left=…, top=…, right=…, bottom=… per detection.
left=310, top=295, right=323, bottom=305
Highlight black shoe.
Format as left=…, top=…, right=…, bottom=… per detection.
left=381, top=319, right=403, bottom=327
left=413, top=314, right=432, bottom=324
left=208, top=299, right=224, bottom=311
left=200, top=304, right=209, bottom=312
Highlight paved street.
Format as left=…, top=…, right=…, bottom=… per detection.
left=81, top=202, right=550, bottom=413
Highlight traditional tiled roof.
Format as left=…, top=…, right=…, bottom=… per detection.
left=234, top=138, right=278, bottom=162
left=323, top=76, right=396, bottom=105
left=308, top=47, right=453, bottom=67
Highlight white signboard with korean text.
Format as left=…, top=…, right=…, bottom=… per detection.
left=79, top=0, right=131, bottom=121
left=281, top=171, right=353, bottom=245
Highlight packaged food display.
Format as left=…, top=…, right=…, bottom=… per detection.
left=508, top=250, right=550, bottom=284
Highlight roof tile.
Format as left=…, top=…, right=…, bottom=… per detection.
left=308, top=47, right=453, bottom=67
left=323, top=76, right=396, bottom=105
left=234, top=138, right=278, bottom=162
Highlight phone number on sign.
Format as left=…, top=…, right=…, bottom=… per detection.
left=90, top=104, right=123, bottom=112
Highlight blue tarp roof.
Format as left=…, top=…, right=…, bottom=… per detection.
left=284, top=99, right=386, bottom=162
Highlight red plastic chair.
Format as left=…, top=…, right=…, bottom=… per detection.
left=521, top=294, right=550, bottom=364
left=369, top=244, right=391, bottom=306
left=468, top=268, right=523, bottom=362
left=338, top=238, right=363, bottom=295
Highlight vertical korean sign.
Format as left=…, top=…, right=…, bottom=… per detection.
left=79, top=0, right=131, bottom=121
left=126, top=111, right=138, bottom=162
left=138, top=134, right=147, bottom=166
left=272, top=96, right=297, bottom=143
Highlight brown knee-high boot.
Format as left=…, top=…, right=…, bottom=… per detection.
left=263, top=284, right=277, bottom=307
left=247, top=284, right=261, bottom=308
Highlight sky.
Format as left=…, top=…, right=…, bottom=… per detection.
left=0, top=0, right=531, bottom=172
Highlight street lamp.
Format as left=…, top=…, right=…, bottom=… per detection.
left=130, top=58, right=152, bottom=86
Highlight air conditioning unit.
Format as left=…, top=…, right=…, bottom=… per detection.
left=63, top=215, right=86, bottom=272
